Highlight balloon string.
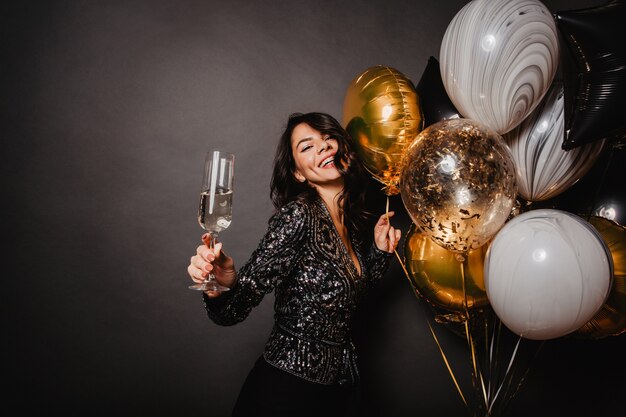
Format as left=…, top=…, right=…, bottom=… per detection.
left=395, top=247, right=469, bottom=411
left=461, top=259, right=489, bottom=412
left=385, top=195, right=390, bottom=221
left=427, top=319, right=470, bottom=410
left=488, top=335, right=522, bottom=414
left=497, top=341, right=545, bottom=416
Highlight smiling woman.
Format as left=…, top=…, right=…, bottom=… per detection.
left=186, top=112, right=401, bottom=416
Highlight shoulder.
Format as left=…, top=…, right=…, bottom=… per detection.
left=268, top=198, right=316, bottom=228
left=274, top=198, right=314, bottom=220
left=263, top=199, right=313, bottom=244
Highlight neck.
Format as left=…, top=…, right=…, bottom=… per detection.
left=316, top=182, right=345, bottom=224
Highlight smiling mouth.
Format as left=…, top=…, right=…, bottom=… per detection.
left=320, top=155, right=335, bottom=167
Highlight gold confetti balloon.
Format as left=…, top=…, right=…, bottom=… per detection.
left=574, top=216, right=626, bottom=339
left=400, top=118, right=517, bottom=253
left=343, top=65, right=423, bottom=195
left=404, top=224, right=489, bottom=312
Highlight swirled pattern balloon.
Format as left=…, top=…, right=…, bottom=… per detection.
left=400, top=118, right=517, bottom=253
left=505, top=81, right=605, bottom=202
left=343, top=65, right=423, bottom=195
left=440, top=0, right=559, bottom=134
left=485, top=210, right=613, bottom=340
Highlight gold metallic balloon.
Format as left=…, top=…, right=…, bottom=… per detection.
left=343, top=65, right=423, bottom=195
left=404, top=224, right=489, bottom=312
left=574, top=216, right=626, bottom=338
left=400, top=118, right=517, bottom=253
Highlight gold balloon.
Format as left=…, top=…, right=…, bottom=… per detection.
left=574, top=216, right=626, bottom=338
left=404, top=224, right=489, bottom=312
left=343, top=65, right=423, bottom=195
left=400, top=119, right=517, bottom=253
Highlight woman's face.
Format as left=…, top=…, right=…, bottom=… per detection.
left=291, top=123, right=343, bottom=187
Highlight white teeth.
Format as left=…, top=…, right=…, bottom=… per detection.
left=321, top=156, right=334, bottom=167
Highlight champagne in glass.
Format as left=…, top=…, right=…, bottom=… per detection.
left=189, top=150, right=234, bottom=292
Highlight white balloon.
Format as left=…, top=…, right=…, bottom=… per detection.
left=484, top=209, right=613, bottom=340
left=505, top=81, right=605, bottom=201
left=440, top=0, right=559, bottom=134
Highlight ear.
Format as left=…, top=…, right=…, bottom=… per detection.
left=293, top=170, right=306, bottom=183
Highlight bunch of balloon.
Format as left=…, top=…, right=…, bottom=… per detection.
left=343, top=65, right=423, bottom=196
left=555, top=0, right=626, bottom=150
left=400, top=118, right=518, bottom=414
left=439, top=0, right=559, bottom=135
left=504, top=81, right=605, bottom=205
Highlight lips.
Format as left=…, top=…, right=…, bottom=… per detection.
left=319, top=154, right=336, bottom=168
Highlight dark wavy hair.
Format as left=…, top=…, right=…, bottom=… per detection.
left=270, top=112, right=368, bottom=232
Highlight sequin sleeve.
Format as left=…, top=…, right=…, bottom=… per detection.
left=363, top=243, right=394, bottom=289
left=202, top=200, right=309, bottom=326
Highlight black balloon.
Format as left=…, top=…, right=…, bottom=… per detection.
left=415, top=56, right=461, bottom=128
left=539, top=141, right=626, bottom=226
left=555, top=0, right=626, bottom=150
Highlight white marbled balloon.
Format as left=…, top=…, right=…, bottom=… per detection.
left=505, top=81, right=605, bottom=202
left=440, top=0, right=559, bottom=134
left=484, top=209, right=613, bottom=340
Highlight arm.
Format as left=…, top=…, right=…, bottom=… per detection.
left=202, top=200, right=309, bottom=326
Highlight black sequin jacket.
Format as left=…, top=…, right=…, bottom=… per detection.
left=203, top=197, right=393, bottom=386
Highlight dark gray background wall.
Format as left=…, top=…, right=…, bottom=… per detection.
left=5, top=1, right=624, bottom=416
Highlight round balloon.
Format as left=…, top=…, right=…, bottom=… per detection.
left=440, top=0, right=559, bottom=134
left=484, top=209, right=613, bottom=340
left=343, top=65, right=423, bottom=195
left=574, top=216, right=626, bottom=338
left=505, top=81, right=605, bottom=202
left=400, top=118, right=517, bottom=253
left=404, top=224, right=489, bottom=312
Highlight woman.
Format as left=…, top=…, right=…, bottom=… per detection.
left=187, top=112, right=401, bottom=416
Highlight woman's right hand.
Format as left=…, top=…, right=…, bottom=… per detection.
left=188, top=234, right=237, bottom=297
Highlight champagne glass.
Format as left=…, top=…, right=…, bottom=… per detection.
left=189, top=150, right=234, bottom=292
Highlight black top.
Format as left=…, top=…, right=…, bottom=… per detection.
left=204, top=197, right=393, bottom=385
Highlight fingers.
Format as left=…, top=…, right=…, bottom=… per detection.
left=376, top=211, right=395, bottom=225
left=189, top=239, right=216, bottom=282
left=386, top=227, right=402, bottom=252
left=388, top=227, right=396, bottom=250
left=373, top=211, right=402, bottom=253
left=213, top=242, right=224, bottom=261
left=204, top=290, right=220, bottom=298
left=187, top=262, right=207, bottom=283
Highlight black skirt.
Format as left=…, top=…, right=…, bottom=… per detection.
left=231, top=356, right=360, bottom=417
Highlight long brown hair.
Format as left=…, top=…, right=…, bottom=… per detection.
left=270, top=112, right=368, bottom=232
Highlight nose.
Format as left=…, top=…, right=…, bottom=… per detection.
left=317, top=140, right=331, bottom=154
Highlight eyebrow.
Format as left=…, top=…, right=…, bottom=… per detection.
left=294, top=134, right=331, bottom=149
left=295, top=136, right=313, bottom=148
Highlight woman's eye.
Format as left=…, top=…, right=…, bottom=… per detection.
left=301, top=145, right=312, bottom=152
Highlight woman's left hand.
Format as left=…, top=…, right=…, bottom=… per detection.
left=374, top=211, right=401, bottom=253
